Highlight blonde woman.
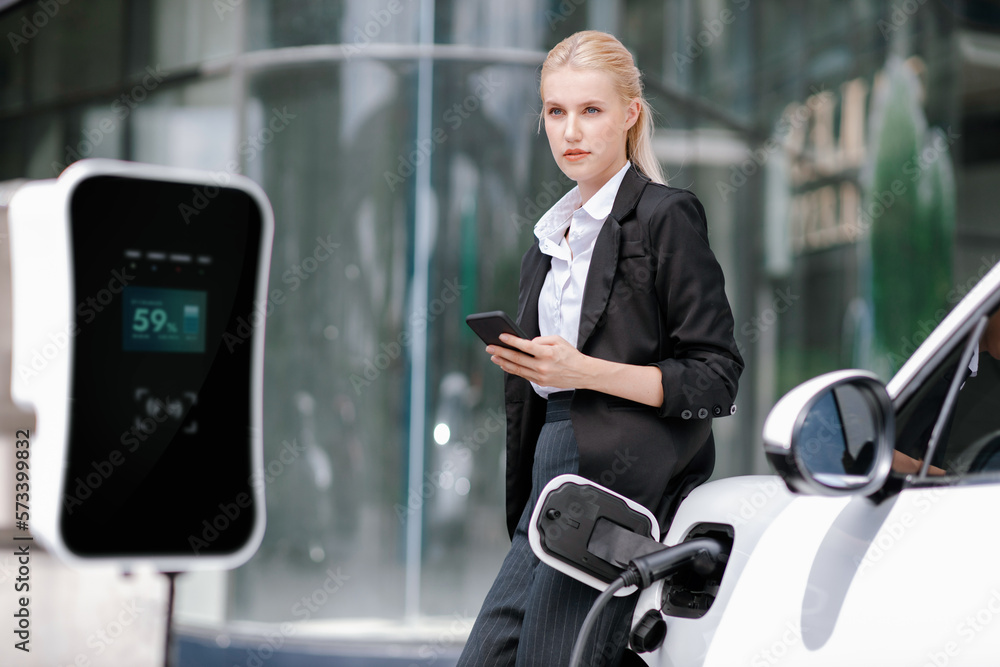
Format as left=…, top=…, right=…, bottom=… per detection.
left=460, top=31, right=743, bottom=666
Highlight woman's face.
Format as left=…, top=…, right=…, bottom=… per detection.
left=541, top=66, right=639, bottom=202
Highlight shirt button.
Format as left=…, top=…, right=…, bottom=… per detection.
left=698, top=408, right=708, bottom=419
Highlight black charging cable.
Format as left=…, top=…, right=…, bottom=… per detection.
left=569, top=537, right=723, bottom=667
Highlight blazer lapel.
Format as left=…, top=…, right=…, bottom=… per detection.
left=576, top=166, right=648, bottom=350
left=516, top=243, right=550, bottom=338
left=576, top=218, right=619, bottom=349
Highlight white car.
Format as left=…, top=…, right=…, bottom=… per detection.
left=533, top=259, right=1000, bottom=666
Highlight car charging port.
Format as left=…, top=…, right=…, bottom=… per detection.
left=660, top=523, right=734, bottom=619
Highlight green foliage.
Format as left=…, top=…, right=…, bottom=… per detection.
left=865, top=58, right=955, bottom=374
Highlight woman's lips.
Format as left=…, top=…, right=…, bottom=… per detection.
left=564, top=150, right=589, bottom=162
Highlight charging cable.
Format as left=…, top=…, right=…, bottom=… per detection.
left=569, top=537, right=722, bottom=667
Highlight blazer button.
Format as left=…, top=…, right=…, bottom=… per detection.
left=681, top=409, right=692, bottom=420
left=697, top=407, right=708, bottom=419
left=730, top=405, right=738, bottom=415
left=713, top=405, right=722, bottom=417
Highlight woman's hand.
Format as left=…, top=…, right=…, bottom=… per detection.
left=487, top=334, right=591, bottom=389
left=891, top=450, right=946, bottom=476
left=486, top=334, right=664, bottom=408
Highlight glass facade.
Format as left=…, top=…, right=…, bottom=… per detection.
left=2, top=0, right=999, bottom=660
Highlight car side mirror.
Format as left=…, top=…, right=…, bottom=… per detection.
left=763, top=370, right=895, bottom=497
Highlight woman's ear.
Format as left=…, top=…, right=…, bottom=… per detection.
left=624, top=98, right=640, bottom=131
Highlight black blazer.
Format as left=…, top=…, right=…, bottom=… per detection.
left=503, top=166, right=744, bottom=538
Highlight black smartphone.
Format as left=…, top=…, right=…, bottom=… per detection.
left=466, top=310, right=533, bottom=356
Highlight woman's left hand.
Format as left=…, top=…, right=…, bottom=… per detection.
left=487, top=334, right=592, bottom=390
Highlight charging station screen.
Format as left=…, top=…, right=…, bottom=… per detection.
left=65, top=174, right=263, bottom=558
left=122, top=287, right=207, bottom=353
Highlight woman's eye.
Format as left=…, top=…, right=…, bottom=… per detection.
left=548, top=108, right=563, bottom=116
left=585, top=107, right=600, bottom=114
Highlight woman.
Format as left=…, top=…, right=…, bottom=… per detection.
left=459, top=31, right=743, bottom=666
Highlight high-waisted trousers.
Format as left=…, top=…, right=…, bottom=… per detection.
left=457, top=392, right=637, bottom=667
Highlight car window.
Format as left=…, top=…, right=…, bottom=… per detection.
left=893, top=327, right=1000, bottom=479
left=893, top=342, right=964, bottom=474
left=937, top=351, right=1000, bottom=475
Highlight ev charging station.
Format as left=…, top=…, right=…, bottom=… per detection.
left=6, top=159, right=273, bottom=573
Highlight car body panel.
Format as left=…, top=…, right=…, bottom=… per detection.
left=702, top=482, right=1000, bottom=666
left=633, top=475, right=796, bottom=665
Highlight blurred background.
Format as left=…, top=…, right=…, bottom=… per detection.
left=0, top=0, right=998, bottom=664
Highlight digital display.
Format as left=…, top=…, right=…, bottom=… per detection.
left=122, top=286, right=207, bottom=353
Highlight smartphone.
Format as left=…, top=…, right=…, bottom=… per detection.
left=466, top=310, right=533, bottom=356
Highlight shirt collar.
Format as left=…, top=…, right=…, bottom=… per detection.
left=580, top=161, right=631, bottom=221
left=533, top=161, right=631, bottom=243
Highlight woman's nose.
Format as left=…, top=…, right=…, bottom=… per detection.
left=564, top=113, right=582, bottom=142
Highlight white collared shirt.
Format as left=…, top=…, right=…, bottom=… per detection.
left=531, top=162, right=631, bottom=398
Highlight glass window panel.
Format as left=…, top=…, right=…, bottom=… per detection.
left=130, top=77, right=236, bottom=172
left=150, top=0, right=240, bottom=72
left=28, top=0, right=124, bottom=106
left=0, top=10, right=28, bottom=115
left=226, top=60, right=411, bottom=621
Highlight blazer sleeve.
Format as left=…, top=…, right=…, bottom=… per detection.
left=646, top=190, right=744, bottom=420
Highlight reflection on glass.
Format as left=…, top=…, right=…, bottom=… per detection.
left=798, top=385, right=876, bottom=487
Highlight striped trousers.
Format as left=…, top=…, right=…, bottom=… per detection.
left=457, top=393, right=637, bottom=667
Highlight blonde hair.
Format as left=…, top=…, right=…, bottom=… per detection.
left=540, top=30, right=666, bottom=185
